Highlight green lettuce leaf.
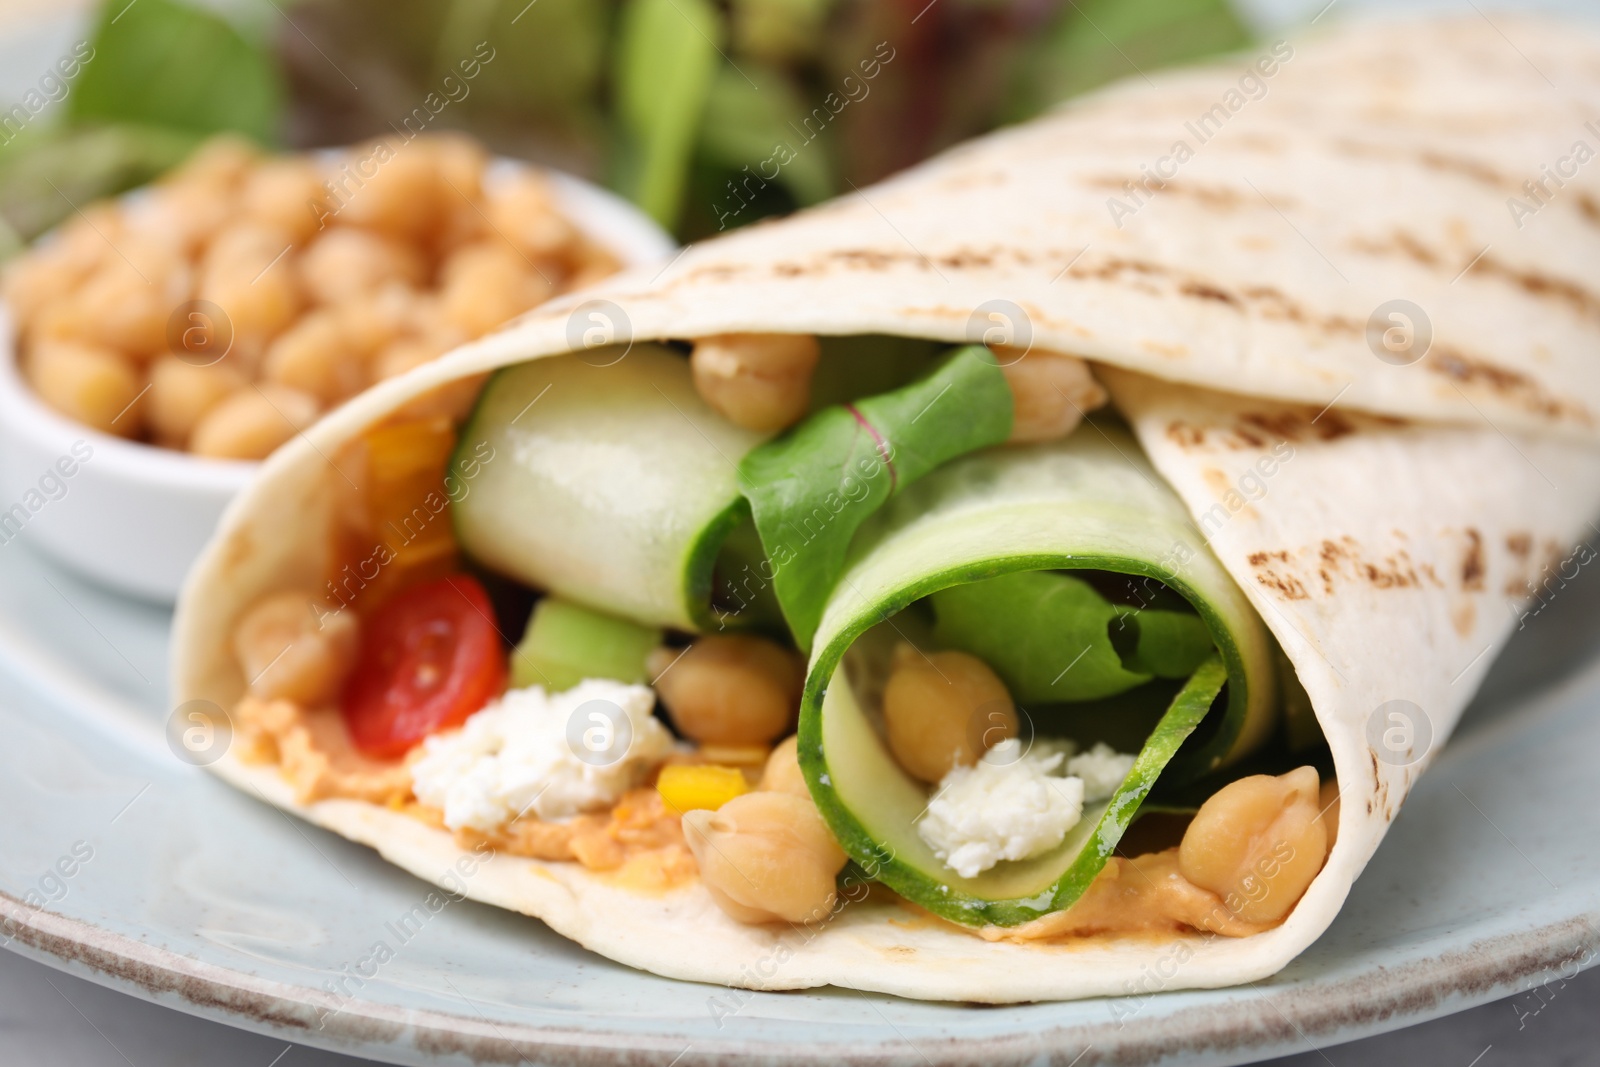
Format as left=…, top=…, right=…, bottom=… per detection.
left=698, top=59, right=833, bottom=213
left=931, top=570, right=1151, bottom=703
left=738, top=345, right=1012, bottom=650
left=612, top=0, right=722, bottom=228
left=930, top=569, right=1218, bottom=703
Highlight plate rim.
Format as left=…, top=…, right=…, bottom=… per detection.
left=4, top=879, right=1596, bottom=1067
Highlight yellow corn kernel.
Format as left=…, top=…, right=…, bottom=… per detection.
left=695, top=744, right=772, bottom=769
left=657, top=764, right=750, bottom=814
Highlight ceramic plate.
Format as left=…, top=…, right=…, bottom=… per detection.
left=1, top=530, right=1596, bottom=1067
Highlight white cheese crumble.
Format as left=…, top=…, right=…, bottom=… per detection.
left=410, top=679, right=675, bottom=832
left=1066, top=742, right=1138, bottom=802
left=916, top=739, right=1085, bottom=879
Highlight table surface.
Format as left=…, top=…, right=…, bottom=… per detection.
left=3, top=944, right=1592, bottom=1066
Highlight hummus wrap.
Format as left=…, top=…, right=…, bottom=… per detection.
left=173, top=13, right=1600, bottom=1002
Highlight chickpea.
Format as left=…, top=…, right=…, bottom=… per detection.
left=335, top=283, right=417, bottom=356
left=202, top=223, right=292, bottom=280
left=299, top=228, right=425, bottom=306
left=168, top=134, right=259, bottom=192
left=233, top=590, right=359, bottom=707
left=147, top=357, right=246, bottom=447
left=189, top=383, right=320, bottom=460
left=423, top=132, right=488, bottom=202
left=1178, top=766, right=1330, bottom=925
left=263, top=311, right=367, bottom=404
left=881, top=642, right=1015, bottom=783
left=439, top=240, right=552, bottom=339
left=999, top=350, right=1108, bottom=444
left=758, top=735, right=810, bottom=798
left=200, top=225, right=303, bottom=350
left=648, top=635, right=803, bottom=746
left=242, top=157, right=329, bottom=244
left=25, top=297, right=95, bottom=347
left=335, top=140, right=440, bottom=242
left=27, top=341, right=143, bottom=436
left=486, top=171, right=577, bottom=260
left=690, top=333, right=820, bottom=432
left=127, top=181, right=233, bottom=258
left=4, top=242, right=97, bottom=326
left=681, top=791, right=847, bottom=925
left=422, top=133, right=490, bottom=249
left=63, top=236, right=189, bottom=359
left=371, top=323, right=464, bottom=382
left=56, top=205, right=129, bottom=267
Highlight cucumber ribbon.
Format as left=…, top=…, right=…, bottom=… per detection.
left=796, top=430, right=1278, bottom=926
left=451, top=343, right=1010, bottom=636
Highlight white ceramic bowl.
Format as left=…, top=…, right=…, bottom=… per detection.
left=0, top=165, right=675, bottom=603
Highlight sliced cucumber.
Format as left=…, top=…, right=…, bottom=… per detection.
left=450, top=345, right=768, bottom=631
left=797, top=427, right=1279, bottom=926
left=511, top=596, right=662, bottom=691
left=818, top=653, right=1224, bottom=925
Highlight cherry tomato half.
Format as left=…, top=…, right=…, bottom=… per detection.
left=342, top=574, right=507, bottom=758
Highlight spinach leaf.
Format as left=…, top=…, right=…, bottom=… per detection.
left=932, top=570, right=1151, bottom=703
left=738, top=345, right=1012, bottom=650
left=930, top=569, right=1217, bottom=703
left=71, top=0, right=283, bottom=145
left=1115, top=605, right=1215, bottom=679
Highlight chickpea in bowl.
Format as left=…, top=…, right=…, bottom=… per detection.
left=7, top=132, right=647, bottom=458
left=0, top=132, right=674, bottom=600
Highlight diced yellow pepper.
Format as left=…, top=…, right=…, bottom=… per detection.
left=657, top=764, right=750, bottom=814
left=365, top=416, right=456, bottom=488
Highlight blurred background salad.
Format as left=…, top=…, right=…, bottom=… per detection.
left=0, top=0, right=1254, bottom=253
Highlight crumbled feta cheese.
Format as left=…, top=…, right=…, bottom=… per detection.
left=410, top=679, right=675, bottom=832
left=1066, top=742, right=1137, bottom=802
left=916, top=739, right=1085, bottom=879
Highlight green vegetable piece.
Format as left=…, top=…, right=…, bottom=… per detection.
left=512, top=597, right=662, bottom=692
left=1006, top=0, right=1250, bottom=118
left=931, top=571, right=1152, bottom=703
left=808, top=650, right=1226, bottom=927
left=738, top=345, right=1013, bottom=651
left=0, top=124, right=199, bottom=244
left=929, top=571, right=1218, bottom=700
left=613, top=0, right=723, bottom=228
left=71, top=0, right=283, bottom=145
left=699, top=60, right=833, bottom=220
left=450, top=345, right=766, bottom=632
left=1115, top=606, right=1215, bottom=679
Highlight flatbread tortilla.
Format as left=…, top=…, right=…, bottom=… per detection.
left=173, top=13, right=1600, bottom=1002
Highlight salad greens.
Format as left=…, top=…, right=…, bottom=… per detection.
left=611, top=0, right=722, bottom=228
left=737, top=346, right=1012, bottom=649
left=0, top=0, right=1252, bottom=247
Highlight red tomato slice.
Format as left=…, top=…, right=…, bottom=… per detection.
left=342, top=574, right=507, bottom=759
